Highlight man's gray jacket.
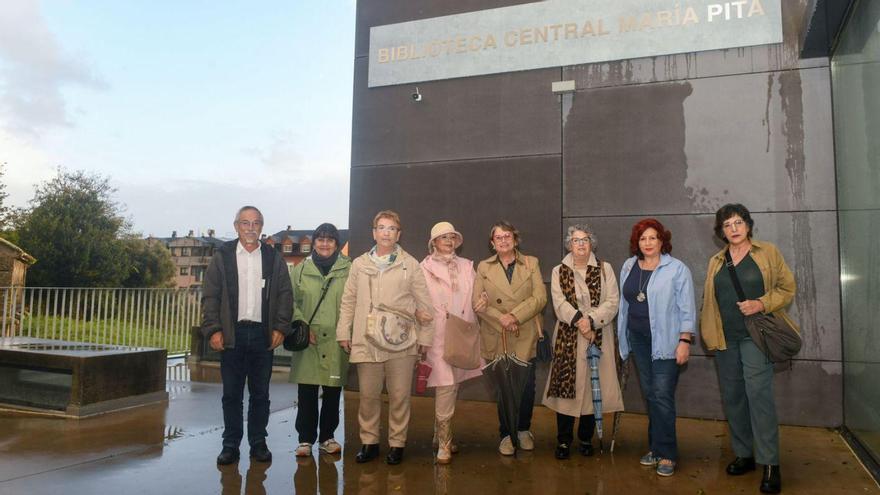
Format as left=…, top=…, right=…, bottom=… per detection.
left=201, top=240, right=293, bottom=348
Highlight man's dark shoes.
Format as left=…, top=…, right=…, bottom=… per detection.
left=216, top=447, right=240, bottom=465
left=726, top=456, right=756, bottom=475
left=760, top=465, right=781, bottom=494
left=355, top=444, right=380, bottom=463
left=385, top=447, right=405, bottom=465
left=578, top=442, right=594, bottom=457
left=555, top=443, right=570, bottom=460
left=250, top=443, right=272, bottom=463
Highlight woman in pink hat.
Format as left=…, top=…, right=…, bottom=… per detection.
left=419, top=221, right=485, bottom=464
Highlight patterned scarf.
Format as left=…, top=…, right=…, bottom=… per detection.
left=547, top=261, right=603, bottom=399
left=430, top=252, right=460, bottom=292
left=369, top=244, right=400, bottom=272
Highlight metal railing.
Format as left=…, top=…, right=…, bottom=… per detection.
left=0, top=287, right=202, bottom=355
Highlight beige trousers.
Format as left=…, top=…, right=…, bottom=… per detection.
left=434, top=384, right=459, bottom=422
left=356, top=356, right=417, bottom=447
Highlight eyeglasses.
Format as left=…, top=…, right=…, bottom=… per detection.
left=493, top=233, right=513, bottom=242
left=570, top=237, right=590, bottom=245
left=723, top=219, right=745, bottom=230
left=436, top=234, right=458, bottom=241
left=237, top=220, right=263, bottom=228
left=374, top=225, right=399, bottom=233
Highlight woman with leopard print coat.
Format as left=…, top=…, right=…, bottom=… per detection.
left=541, top=223, right=623, bottom=460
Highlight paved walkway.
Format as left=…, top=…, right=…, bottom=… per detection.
left=0, top=363, right=876, bottom=494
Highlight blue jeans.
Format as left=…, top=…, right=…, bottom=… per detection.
left=497, top=359, right=537, bottom=438
left=628, top=330, right=680, bottom=461
left=220, top=322, right=273, bottom=449
left=715, top=337, right=779, bottom=465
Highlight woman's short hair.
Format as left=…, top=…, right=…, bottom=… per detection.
left=487, top=220, right=520, bottom=252
left=629, top=218, right=673, bottom=259
left=372, top=210, right=402, bottom=229
left=565, top=223, right=597, bottom=251
left=713, top=203, right=754, bottom=243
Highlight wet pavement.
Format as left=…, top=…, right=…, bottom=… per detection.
left=0, top=362, right=877, bottom=494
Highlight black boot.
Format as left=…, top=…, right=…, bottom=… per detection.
left=385, top=447, right=405, bottom=465
left=355, top=444, right=380, bottom=463
left=726, top=457, right=756, bottom=475
left=554, top=443, right=570, bottom=460
left=760, top=465, right=781, bottom=494
left=216, top=447, right=240, bottom=465
left=577, top=442, right=594, bottom=457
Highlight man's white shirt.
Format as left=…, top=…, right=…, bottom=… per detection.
left=236, top=241, right=262, bottom=322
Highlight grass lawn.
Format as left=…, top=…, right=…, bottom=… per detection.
left=17, top=314, right=193, bottom=354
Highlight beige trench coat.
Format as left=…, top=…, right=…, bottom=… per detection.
left=473, top=251, right=547, bottom=362
left=336, top=248, right=435, bottom=364
left=542, top=253, right=624, bottom=416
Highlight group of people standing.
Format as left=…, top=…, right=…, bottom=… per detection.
left=201, top=203, right=797, bottom=495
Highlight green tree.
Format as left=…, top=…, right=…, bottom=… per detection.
left=17, top=169, right=131, bottom=287
left=0, top=162, right=10, bottom=228
left=0, top=162, right=18, bottom=244
left=121, top=237, right=176, bottom=288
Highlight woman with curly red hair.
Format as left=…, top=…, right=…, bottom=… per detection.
left=617, top=218, right=696, bottom=477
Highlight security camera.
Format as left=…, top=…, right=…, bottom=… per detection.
left=411, top=87, right=422, bottom=102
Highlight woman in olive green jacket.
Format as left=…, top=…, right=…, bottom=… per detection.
left=700, top=204, right=797, bottom=494
left=289, top=224, right=352, bottom=458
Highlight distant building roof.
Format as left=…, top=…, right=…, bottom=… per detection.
left=148, top=233, right=229, bottom=247
left=0, top=237, right=36, bottom=265
left=270, top=229, right=350, bottom=246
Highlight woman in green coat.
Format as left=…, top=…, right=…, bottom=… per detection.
left=289, top=223, right=352, bottom=457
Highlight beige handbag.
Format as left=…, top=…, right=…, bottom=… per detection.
left=443, top=312, right=481, bottom=369
left=365, top=303, right=418, bottom=352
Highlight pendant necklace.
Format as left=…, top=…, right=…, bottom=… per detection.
left=636, top=263, right=649, bottom=303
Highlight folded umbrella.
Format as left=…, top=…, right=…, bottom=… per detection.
left=483, top=329, right=531, bottom=455
left=588, top=342, right=604, bottom=453
left=610, top=356, right=631, bottom=453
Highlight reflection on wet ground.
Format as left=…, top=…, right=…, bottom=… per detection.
left=0, top=362, right=877, bottom=494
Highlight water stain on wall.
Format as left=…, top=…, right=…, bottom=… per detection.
left=779, top=70, right=820, bottom=355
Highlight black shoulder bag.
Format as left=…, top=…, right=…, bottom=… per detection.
left=724, top=250, right=801, bottom=366
left=284, top=278, right=334, bottom=352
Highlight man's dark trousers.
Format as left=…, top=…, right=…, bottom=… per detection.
left=220, top=321, right=273, bottom=449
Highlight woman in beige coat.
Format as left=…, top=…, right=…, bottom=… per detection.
left=473, top=220, right=547, bottom=456
left=336, top=210, right=434, bottom=466
left=542, top=224, right=623, bottom=459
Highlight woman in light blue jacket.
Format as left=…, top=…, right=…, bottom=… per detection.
left=617, top=218, right=695, bottom=478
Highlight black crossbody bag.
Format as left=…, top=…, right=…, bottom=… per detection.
left=283, top=278, right=333, bottom=352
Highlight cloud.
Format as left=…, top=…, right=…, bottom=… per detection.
left=243, top=132, right=306, bottom=174
left=0, top=130, right=56, bottom=208
left=0, top=2, right=106, bottom=138
left=242, top=130, right=349, bottom=185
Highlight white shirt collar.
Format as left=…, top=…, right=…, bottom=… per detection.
left=236, top=240, right=261, bottom=254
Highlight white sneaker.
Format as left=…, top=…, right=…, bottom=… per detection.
left=517, top=431, right=534, bottom=451
left=295, top=442, right=312, bottom=457
left=318, top=438, right=341, bottom=455
left=498, top=435, right=515, bottom=456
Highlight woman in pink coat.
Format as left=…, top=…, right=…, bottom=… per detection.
left=420, top=221, right=485, bottom=464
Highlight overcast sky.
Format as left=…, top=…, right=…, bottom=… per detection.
left=0, top=1, right=355, bottom=238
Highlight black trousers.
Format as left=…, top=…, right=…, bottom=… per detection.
left=556, top=413, right=596, bottom=445
left=295, top=383, right=342, bottom=444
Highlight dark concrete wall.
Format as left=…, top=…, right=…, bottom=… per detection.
left=350, top=0, right=841, bottom=427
